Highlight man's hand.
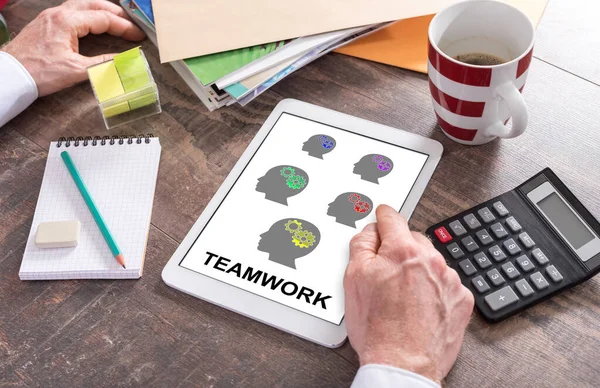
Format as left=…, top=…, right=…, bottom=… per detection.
left=2, top=0, right=145, bottom=96
left=344, top=205, right=474, bottom=384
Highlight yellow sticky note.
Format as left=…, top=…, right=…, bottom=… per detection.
left=87, top=61, right=130, bottom=117
left=88, top=61, right=126, bottom=102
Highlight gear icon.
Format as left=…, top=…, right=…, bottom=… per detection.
left=292, top=230, right=316, bottom=248
left=348, top=193, right=361, bottom=203
left=284, top=220, right=303, bottom=233
left=286, top=175, right=306, bottom=190
left=372, top=155, right=384, bottom=164
left=280, top=167, right=295, bottom=178
left=318, top=135, right=328, bottom=142
left=322, top=140, right=334, bottom=149
left=355, top=201, right=371, bottom=213
left=378, top=161, right=392, bottom=171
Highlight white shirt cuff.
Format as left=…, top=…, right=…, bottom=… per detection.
left=351, top=364, right=440, bottom=388
left=0, top=51, right=38, bottom=128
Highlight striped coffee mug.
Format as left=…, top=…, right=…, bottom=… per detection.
left=428, top=0, right=535, bottom=145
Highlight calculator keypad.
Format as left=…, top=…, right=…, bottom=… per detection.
left=475, top=229, right=494, bottom=246
left=487, top=269, right=505, bottom=286
left=530, top=272, right=549, bottom=290
left=429, top=200, right=568, bottom=319
left=446, top=243, right=464, bottom=259
left=461, top=236, right=479, bottom=252
left=474, top=252, right=492, bottom=269
left=490, top=222, right=509, bottom=239
left=506, top=216, right=522, bottom=232
left=485, top=286, right=519, bottom=311
left=488, top=245, right=507, bottom=262
left=516, top=255, right=535, bottom=272
left=501, top=262, right=520, bottom=279
left=463, top=213, right=481, bottom=230
left=459, top=259, right=477, bottom=276
left=478, top=207, right=496, bottom=223
left=472, top=276, right=490, bottom=293
left=532, top=248, right=549, bottom=265
left=546, top=265, right=563, bottom=282
left=515, top=279, right=534, bottom=297
left=493, top=201, right=510, bottom=217
left=449, top=220, right=467, bottom=236
left=518, top=232, right=535, bottom=249
left=502, top=238, right=522, bottom=256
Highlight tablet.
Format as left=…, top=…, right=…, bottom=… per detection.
left=162, top=99, right=443, bottom=347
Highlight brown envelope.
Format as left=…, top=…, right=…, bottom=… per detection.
left=152, top=0, right=462, bottom=63
left=335, top=0, right=549, bottom=73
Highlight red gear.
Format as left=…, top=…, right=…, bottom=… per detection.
left=348, top=193, right=361, bottom=203
left=354, top=201, right=371, bottom=213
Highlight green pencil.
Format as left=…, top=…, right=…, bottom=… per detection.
left=60, top=151, right=126, bottom=269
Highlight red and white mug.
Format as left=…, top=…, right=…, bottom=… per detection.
left=428, top=0, right=535, bottom=145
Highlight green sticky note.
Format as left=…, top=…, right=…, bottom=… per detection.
left=128, top=93, right=157, bottom=110
left=114, top=47, right=151, bottom=93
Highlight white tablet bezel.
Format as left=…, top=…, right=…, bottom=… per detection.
left=162, top=99, right=443, bottom=347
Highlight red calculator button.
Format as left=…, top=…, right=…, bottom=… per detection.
left=434, top=227, right=452, bottom=243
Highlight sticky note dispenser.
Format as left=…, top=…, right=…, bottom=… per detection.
left=87, top=47, right=161, bottom=129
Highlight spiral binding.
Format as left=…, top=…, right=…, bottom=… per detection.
left=56, top=134, right=154, bottom=148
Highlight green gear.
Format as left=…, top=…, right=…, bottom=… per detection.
left=292, top=230, right=316, bottom=248
left=286, top=175, right=306, bottom=190
left=280, top=167, right=295, bottom=178
left=284, top=219, right=303, bottom=233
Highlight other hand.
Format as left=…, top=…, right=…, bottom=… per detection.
left=344, top=205, right=474, bottom=384
left=1, top=0, right=145, bottom=96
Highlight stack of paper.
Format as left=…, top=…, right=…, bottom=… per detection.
left=123, top=0, right=463, bottom=110
left=121, top=0, right=388, bottom=110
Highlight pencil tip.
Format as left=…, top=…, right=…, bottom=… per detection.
left=122, top=265, right=127, bottom=269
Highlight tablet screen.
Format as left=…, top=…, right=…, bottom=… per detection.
left=179, top=113, right=429, bottom=324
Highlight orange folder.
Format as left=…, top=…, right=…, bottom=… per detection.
left=335, top=0, right=548, bottom=74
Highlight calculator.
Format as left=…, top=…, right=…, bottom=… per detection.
left=426, top=168, right=600, bottom=322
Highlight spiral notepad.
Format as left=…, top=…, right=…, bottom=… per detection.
left=19, top=135, right=161, bottom=280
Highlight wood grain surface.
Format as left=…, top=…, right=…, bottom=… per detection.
left=1, top=0, right=599, bottom=387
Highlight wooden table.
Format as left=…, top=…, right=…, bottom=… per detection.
left=2, top=1, right=599, bottom=386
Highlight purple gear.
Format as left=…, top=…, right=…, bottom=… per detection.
left=372, top=155, right=384, bottom=164
left=378, top=161, right=392, bottom=171
left=318, top=135, right=328, bottom=142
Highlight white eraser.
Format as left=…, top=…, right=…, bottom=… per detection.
left=35, top=220, right=81, bottom=248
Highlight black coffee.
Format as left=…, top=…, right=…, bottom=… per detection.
left=454, top=52, right=506, bottom=66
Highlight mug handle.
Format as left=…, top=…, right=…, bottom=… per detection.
left=483, top=82, right=528, bottom=139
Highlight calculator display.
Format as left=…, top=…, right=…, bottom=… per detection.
left=528, top=181, right=600, bottom=262
left=537, top=193, right=594, bottom=249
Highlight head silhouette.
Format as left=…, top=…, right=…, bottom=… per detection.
left=302, top=134, right=337, bottom=159
left=353, top=154, right=394, bottom=184
left=258, top=218, right=321, bottom=269
left=327, top=192, right=374, bottom=228
left=256, top=165, right=309, bottom=205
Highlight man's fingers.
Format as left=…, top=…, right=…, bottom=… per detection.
left=65, top=0, right=129, bottom=19
left=72, top=10, right=145, bottom=41
left=375, top=204, right=413, bottom=247
left=349, top=223, right=380, bottom=262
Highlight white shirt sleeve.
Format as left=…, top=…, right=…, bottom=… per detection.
left=0, top=51, right=38, bottom=128
left=351, top=364, right=440, bottom=388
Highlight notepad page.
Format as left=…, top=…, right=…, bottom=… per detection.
left=19, top=138, right=161, bottom=280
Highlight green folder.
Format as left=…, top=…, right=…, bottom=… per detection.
left=184, top=41, right=288, bottom=86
